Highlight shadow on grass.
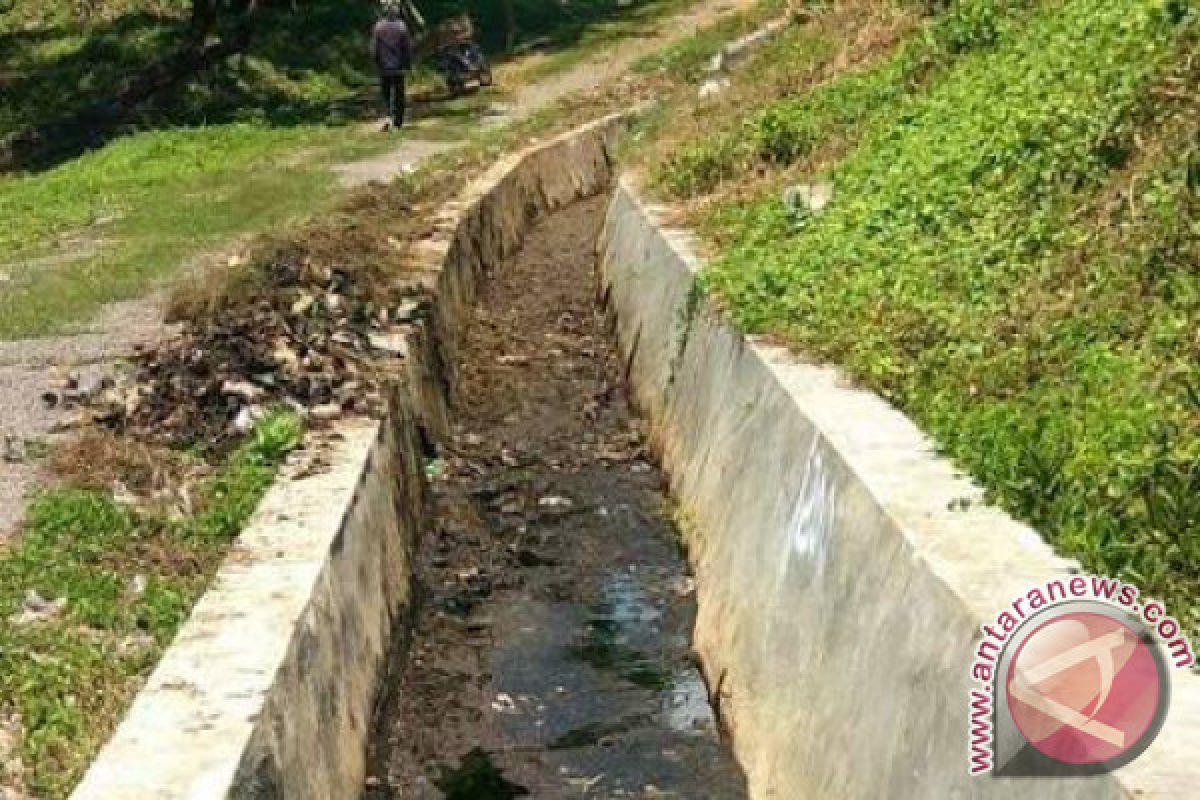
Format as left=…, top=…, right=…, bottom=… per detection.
left=0, top=0, right=693, bottom=175
left=0, top=0, right=380, bottom=171
left=421, top=0, right=688, bottom=56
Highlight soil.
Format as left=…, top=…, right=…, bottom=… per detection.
left=0, top=297, right=171, bottom=539
left=501, top=0, right=753, bottom=115
left=363, top=197, right=747, bottom=799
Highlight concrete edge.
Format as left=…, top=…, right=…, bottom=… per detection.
left=71, top=412, right=425, bottom=799
left=598, top=178, right=1200, bottom=799
left=70, top=114, right=628, bottom=800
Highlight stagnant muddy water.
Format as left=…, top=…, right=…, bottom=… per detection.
left=364, top=196, right=746, bottom=799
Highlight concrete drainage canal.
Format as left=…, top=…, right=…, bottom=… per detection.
left=73, top=118, right=1200, bottom=800
left=364, top=195, right=746, bottom=799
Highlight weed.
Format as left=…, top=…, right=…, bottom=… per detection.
left=694, top=0, right=1198, bottom=627
left=0, top=410, right=301, bottom=797
left=654, top=0, right=1036, bottom=197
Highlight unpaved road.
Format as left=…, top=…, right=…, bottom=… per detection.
left=504, top=0, right=751, bottom=114
left=0, top=298, right=171, bottom=537
left=364, top=197, right=746, bottom=799
left=336, top=0, right=752, bottom=188
left=0, top=0, right=752, bottom=543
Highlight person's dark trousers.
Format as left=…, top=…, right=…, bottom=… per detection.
left=380, top=73, right=406, bottom=127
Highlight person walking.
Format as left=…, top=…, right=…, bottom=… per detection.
left=372, top=1, right=414, bottom=130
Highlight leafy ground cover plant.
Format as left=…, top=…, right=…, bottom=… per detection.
left=0, top=410, right=301, bottom=797
left=689, top=0, right=1198, bottom=627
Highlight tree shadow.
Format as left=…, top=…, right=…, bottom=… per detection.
left=420, top=0, right=682, bottom=56
left=0, top=0, right=683, bottom=173
left=0, top=1, right=381, bottom=171
left=0, top=12, right=186, bottom=136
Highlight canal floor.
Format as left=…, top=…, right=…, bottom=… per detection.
left=364, top=196, right=746, bottom=799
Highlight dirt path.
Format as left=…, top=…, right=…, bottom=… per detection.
left=364, top=197, right=746, bottom=799
left=0, top=298, right=172, bottom=537
left=503, top=0, right=751, bottom=114
left=334, top=0, right=753, bottom=187
left=0, top=0, right=753, bottom=543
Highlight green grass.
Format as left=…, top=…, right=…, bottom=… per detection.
left=0, top=1, right=187, bottom=136
left=0, top=0, right=728, bottom=340
left=652, top=0, right=1042, bottom=197
left=0, top=1, right=381, bottom=139
left=0, top=410, right=301, bottom=798
left=0, top=0, right=402, bottom=339
left=681, top=0, right=1199, bottom=626
left=0, top=122, right=391, bottom=338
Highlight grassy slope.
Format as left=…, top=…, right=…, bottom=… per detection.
left=647, top=0, right=1199, bottom=627
left=0, top=412, right=301, bottom=798
left=0, top=0, right=393, bottom=338
left=0, top=0, right=717, bottom=339
left=0, top=123, right=385, bottom=338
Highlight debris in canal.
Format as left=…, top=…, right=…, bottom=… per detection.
left=435, top=748, right=529, bottom=800
left=365, top=196, right=746, bottom=798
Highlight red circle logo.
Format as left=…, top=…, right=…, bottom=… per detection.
left=1006, top=611, right=1162, bottom=765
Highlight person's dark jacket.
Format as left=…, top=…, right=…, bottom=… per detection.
left=372, top=18, right=412, bottom=77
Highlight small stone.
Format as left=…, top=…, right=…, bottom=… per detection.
left=309, top=403, right=342, bottom=422
left=698, top=77, right=730, bottom=99
left=233, top=406, right=262, bottom=434
left=272, top=339, right=301, bottom=372
left=462, top=433, right=484, bottom=446
left=670, top=576, right=697, bottom=597
left=117, top=631, right=156, bottom=658
left=9, top=590, right=66, bottom=626
left=491, top=693, right=518, bottom=714
left=291, top=292, right=316, bottom=315
left=121, top=387, right=142, bottom=417
left=76, top=374, right=111, bottom=399
left=111, top=481, right=139, bottom=508
left=394, top=299, right=422, bottom=321
left=782, top=182, right=835, bottom=217
left=368, top=331, right=409, bottom=357
left=538, top=495, right=573, bottom=511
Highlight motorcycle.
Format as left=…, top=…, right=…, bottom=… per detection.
left=430, top=39, right=493, bottom=94
left=419, top=13, right=493, bottom=96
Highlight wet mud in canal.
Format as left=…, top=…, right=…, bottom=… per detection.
left=365, top=196, right=747, bottom=799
